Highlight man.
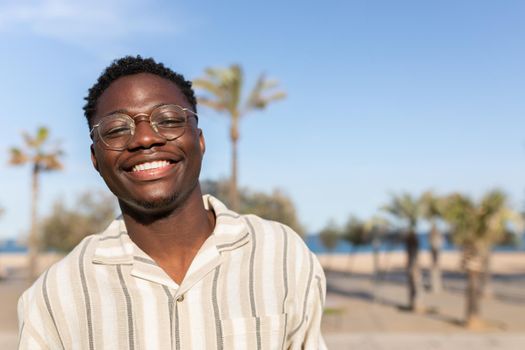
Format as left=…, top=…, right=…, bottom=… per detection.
left=18, top=56, right=326, bottom=349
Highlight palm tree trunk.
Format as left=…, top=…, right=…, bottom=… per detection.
left=466, top=267, right=482, bottom=327
left=29, top=164, right=40, bottom=279
left=406, top=231, right=423, bottom=311
left=372, top=235, right=381, bottom=302
left=462, top=244, right=484, bottom=327
left=372, top=235, right=380, bottom=279
left=229, top=120, right=239, bottom=211
left=479, top=247, right=493, bottom=298
left=429, top=224, right=443, bottom=293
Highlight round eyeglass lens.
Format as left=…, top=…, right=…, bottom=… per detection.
left=98, top=115, right=134, bottom=149
left=151, top=105, right=188, bottom=140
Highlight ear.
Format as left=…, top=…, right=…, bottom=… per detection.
left=90, top=144, right=99, bottom=172
left=198, top=129, right=206, bottom=155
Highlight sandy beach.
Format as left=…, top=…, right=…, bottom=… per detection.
left=2, top=250, right=524, bottom=277
left=317, top=250, right=525, bottom=275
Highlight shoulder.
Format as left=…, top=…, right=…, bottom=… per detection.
left=18, top=214, right=119, bottom=311
left=242, top=213, right=311, bottom=254
left=19, top=234, right=98, bottom=304
left=17, top=233, right=100, bottom=346
left=241, top=213, right=324, bottom=279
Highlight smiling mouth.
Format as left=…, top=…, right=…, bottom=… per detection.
left=131, top=160, right=172, bottom=173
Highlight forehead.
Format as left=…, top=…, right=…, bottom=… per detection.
left=95, top=73, right=189, bottom=119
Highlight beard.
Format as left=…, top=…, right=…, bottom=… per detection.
left=118, top=179, right=199, bottom=223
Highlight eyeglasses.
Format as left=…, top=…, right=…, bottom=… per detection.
left=90, top=104, right=198, bottom=151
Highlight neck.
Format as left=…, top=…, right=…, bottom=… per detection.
left=119, top=187, right=215, bottom=283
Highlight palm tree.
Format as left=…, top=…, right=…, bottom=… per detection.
left=193, top=65, right=286, bottom=210
left=442, top=190, right=516, bottom=327
left=383, top=193, right=424, bottom=312
left=9, top=126, right=63, bottom=279
left=420, top=191, right=445, bottom=293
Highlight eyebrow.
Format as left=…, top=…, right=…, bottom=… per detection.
left=102, top=103, right=170, bottom=117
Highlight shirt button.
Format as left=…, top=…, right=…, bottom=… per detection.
left=177, top=295, right=184, bottom=302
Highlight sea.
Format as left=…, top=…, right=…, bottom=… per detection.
left=1, top=234, right=524, bottom=254
left=304, top=233, right=525, bottom=254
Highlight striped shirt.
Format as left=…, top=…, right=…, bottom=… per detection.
left=18, top=195, right=327, bottom=349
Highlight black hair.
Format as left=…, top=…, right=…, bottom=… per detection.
left=83, top=55, right=197, bottom=128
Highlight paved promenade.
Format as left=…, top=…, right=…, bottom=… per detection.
left=326, top=333, right=525, bottom=349
left=321, top=267, right=525, bottom=349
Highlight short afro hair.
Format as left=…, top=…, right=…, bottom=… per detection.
left=83, top=55, right=197, bottom=128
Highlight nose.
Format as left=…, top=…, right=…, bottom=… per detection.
left=126, top=118, right=166, bottom=150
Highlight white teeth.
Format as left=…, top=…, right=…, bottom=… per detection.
left=132, top=160, right=170, bottom=172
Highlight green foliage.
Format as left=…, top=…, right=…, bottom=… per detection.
left=342, top=216, right=369, bottom=246
left=442, top=190, right=513, bottom=249
left=420, top=191, right=445, bottom=221
left=382, top=192, right=422, bottom=231
left=9, top=126, right=63, bottom=171
left=41, top=191, right=117, bottom=252
left=319, top=220, right=341, bottom=251
left=193, top=64, right=286, bottom=117
left=320, top=214, right=391, bottom=249
left=201, top=179, right=304, bottom=235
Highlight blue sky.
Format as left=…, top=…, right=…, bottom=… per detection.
left=0, top=0, right=524, bottom=239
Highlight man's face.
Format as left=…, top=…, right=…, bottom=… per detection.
left=90, top=73, right=205, bottom=214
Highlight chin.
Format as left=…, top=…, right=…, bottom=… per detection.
left=135, top=195, right=180, bottom=211
left=126, top=184, right=197, bottom=215
left=117, top=179, right=200, bottom=217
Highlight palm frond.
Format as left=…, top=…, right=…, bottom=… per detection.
left=245, top=74, right=286, bottom=112
left=10, top=127, right=63, bottom=172
left=8, top=147, right=29, bottom=165
left=36, top=127, right=49, bottom=143
left=382, top=192, right=421, bottom=229
left=192, top=79, right=224, bottom=97
left=197, top=97, right=227, bottom=112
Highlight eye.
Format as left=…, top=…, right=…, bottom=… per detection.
left=155, top=113, right=186, bottom=128
left=100, top=119, right=132, bottom=139
left=104, top=126, right=131, bottom=138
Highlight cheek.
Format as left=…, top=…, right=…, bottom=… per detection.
left=93, top=150, right=118, bottom=181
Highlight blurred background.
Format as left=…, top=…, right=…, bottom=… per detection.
left=1, top=0, right=524, bottom=349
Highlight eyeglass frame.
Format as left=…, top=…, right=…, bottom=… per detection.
left=89, top=104, right=199, bottom=151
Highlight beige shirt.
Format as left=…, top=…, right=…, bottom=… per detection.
left=18, top=195, right=327, bottom=349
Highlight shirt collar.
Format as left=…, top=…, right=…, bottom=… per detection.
left=202, top=194, right=250, bottom=252
left=92, top=194, right=250, bottom=265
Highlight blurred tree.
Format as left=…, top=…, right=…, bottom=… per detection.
left=383, top=193, right=424, bottom=312
left=201, top=179, right=303, bottom=235
left=343, top=216, right=369, bottom=247
left=364, top=215, right=391, bottom=284
left=194, top=65, right=286, bottom=211
left=442, top=190, right=518, bottom=327
left=319, top=220, right=341, bottom=252
left=341, top=215, right=369, bottom=273
left=319, top=220, right=341, bottom=270
left=420, top=191, right=445, bottom=293
left=41, top=191, right=117, bottom=252
left=9, top=126, right=63, bottom=279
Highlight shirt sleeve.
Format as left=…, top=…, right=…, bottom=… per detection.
left=18, top=279, right=63, bottom=349
left=286, top=248, right=328, bottom=350
left=299, top=255, right=328, bottom=350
